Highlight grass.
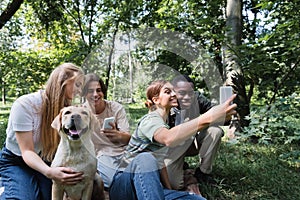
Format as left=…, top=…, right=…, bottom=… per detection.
left=0, top=102, right=10, bottom=146
left=194, top=142, right=300, bottom=199
left=1, top=102, right=299, bottom=199
left=123, top=102, right=148, bottom=133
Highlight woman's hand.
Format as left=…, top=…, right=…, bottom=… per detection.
left=206, top=94, right=237, bottom=125
left=46, top=167, right=84, bottom=185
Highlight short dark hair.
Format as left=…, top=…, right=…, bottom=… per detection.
left=171, top=74, right=195, bottom=88
left=82, top=73, right=107, bottom=97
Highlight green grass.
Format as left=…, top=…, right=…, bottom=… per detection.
left=126, top=104, right=300, bottom=199
left=193, top=142, right=300, bottom=199
left=0, top=102, right=10, bottom=146
left=124, top=103, right=148, bottom=133
left=1, top=103, right=299, bottom=199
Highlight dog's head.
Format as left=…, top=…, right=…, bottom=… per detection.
left=52, top=105, right=98, bottom=141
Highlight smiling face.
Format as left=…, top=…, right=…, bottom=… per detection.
left=85, top=81, right=105, bottom=108
left=153, top=82, right=178, bottom=110
left=61, top=106, right=90, bottom=140
left=173, top=81, right=194, bottom=110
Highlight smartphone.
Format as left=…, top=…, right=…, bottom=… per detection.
left=219, top=86, right=233, bottom=104
left=102, top=117, right=115, bottom=129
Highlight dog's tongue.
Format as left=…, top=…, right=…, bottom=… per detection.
left=69, top=129, right=80, bottom=136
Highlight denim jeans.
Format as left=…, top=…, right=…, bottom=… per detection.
left=0, top=146, right=52, bottom=200
left=97, top=154, right=121, bottom=188
left=109, top=152, right=206, bottom=200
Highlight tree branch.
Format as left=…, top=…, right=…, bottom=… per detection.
left=0, top=0, right=24, bottom=29
left=269, top=57, right=300, bottom=104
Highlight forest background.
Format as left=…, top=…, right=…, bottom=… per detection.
left=0, top=0, right=299, bottom=199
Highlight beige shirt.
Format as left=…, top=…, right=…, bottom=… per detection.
left=86, top=100, right=130, bottom=157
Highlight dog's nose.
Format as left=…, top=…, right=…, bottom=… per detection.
left=71, top=114, right=81, bottom=120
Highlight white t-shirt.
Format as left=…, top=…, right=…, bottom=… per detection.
left=5, top=91, right=43, bottom=156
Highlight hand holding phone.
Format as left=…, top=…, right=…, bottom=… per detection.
left=102, top=117, right=115, bottom=129
left=220, top=86, right=233, bottom=104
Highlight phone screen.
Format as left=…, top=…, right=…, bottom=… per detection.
left=219, top=86, right=232, bottom=104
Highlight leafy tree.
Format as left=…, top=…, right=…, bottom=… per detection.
left=1, top=0, right=299, bottom=131
left=242, top=0, right=300, bottom=104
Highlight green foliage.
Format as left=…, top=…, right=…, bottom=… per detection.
left=123, top=103, right=148, bottom=133
left=2, top=0, right=300, bottom=108
left=26, top=0, right=64, bottom=29
left=185, top=142, right=300, bottom=199
left=241, top=0, right=300, bottom=103
left=0, top=48, right=78, bottom=99
left=241, top=93, right=300, bottom=168
left=0, top=118, right=7, bottom=147
left=0, top=103, right=10, bottom=146
left=186, top=139, right=300, bottom=199
left=242, top=93, right=300, bottom=144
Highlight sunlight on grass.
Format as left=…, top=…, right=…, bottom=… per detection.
left=202, top=142, right=300, bottom=199
left=124, top=103, right=148, bottom=133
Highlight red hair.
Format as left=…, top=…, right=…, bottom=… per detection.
left=145, top=80, right=168, bottom=111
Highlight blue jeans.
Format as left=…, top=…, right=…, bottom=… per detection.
left=109, top=152, right=206, bottom=200
left=0, top=146, right=52, bottom=200
left=97, top=154, right=121, bottom=188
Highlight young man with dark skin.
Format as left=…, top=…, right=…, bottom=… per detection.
left=166, top=75, right=224, bottom=192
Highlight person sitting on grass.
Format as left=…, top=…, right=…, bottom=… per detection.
left=109, top=80, right=237, bottom=199
left=81, top=73, right=131, bottom=192
left=165, top=75, right=225, bottom=195
left=0, top=63, right=85, bottom=200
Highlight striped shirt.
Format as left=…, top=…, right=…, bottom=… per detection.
left=120, top=111, right=169, bottom=170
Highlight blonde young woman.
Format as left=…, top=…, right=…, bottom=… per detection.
left=109, top=80, right=237, bottom=200
left=0, top=63, right=85, bottom=200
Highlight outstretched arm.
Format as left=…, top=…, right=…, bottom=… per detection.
left=154, top=94, right=237, bottom=147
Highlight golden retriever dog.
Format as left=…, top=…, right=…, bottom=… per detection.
left=51, top=106, right=105, bottom=200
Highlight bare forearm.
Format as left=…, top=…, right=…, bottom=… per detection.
left=162, top=114, right=210, bottom=147
left=119, top=131, right=131, bottom=145
left=155, top=95, right=237, bottom=147
left=22, top=150, right=51, bottom=177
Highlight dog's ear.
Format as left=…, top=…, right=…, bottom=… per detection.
left=52, top=108, right=63, bottom=132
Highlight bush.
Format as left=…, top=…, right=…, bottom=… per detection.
left=242, top=93, right=300, bottom=144
left=241, top=93, right=300, bottom=168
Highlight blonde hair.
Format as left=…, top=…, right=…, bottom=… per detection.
left=145, top=80, right=168, bottom=111
left=40, top=63, right=84, bottom=162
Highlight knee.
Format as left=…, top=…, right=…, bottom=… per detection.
left=132, top=152, right=159, bottom=172
left=207, top=126, right=224, bottom=139
left=135, top=152, right=157, bottom=167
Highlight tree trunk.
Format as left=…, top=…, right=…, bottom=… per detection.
left=1, top=78, right=6, bottom=105
left=223, top=0, right=250, bottom=128
left=0, top=0, right=24, bottom=29
left=128, top=32, right=135, bottom=103
left=106, top=27, right=118, bottom=98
